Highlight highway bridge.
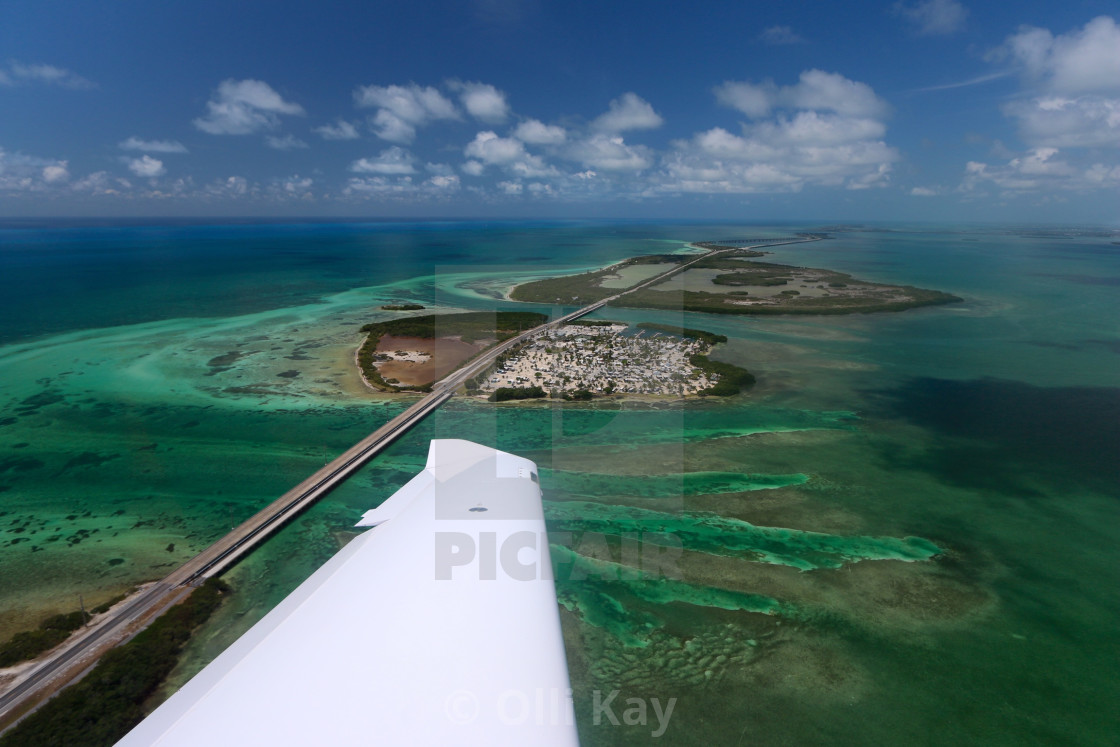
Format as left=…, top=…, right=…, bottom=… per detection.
left=0, top=235, right=818, bottom=728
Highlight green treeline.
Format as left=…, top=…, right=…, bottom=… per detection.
left=357, top=311, right=547, bottom=391
left=635, top=323, right=727, bottom=345
left=618, top=287, right=961, bottom=316
left=489, top=386, right=546, bottom=402
left=509, top=255, right=686, bottom=305
left=690, top=354, right=756, bottom=396
left=0, top=579, right=230, bottom=747
left=0, top=612, right=86, bottom=668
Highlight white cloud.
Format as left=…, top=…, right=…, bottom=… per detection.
left=567, top=134, right=653, bottom=172
left=910, top=186, right=938, bottom=196
left=461, top=160, right=485, bottom=176
left=266, top=134, right=309, bottom=150
left=1003, top=96, right=1120, bottom=148
left=71, top=171, right=129, bottom=195
left=514, top=119, right=567, bottom=145
left=350, top=147, right=417, bottom=175
left=42, top=163, right=70, bottom=183
left=119, top=137, right=188, bottom=153
left=314, top=120, right=360, bottom=140
left=497, top=180, right=523, bottom=195
left=591, top=93, right=663, bottom=132
left=464, top=131, right=556, bottom=177
left=996, top=16, right=1120, bottom=95
left=343, top=173, right=461, bottom=198
left=716, top=70, right=889, bottom=120
left=201, top=176, right=252, bottom=199
left=750, top=111, right=887, bottom=145
left=992, top=17, right=1120, bottom=148
left=714, top=81, right=777, bottom=118
left=674, top=70, right=897, bottom=194
left=274, top=175, right=314, bottom=198
left=194, top=79, right=304, bottom=135
left=450, top=81, right=510, bottom=123
left=758, top=26, right=805, bottom=45
left=126, top=155, right=166, bottom=178
left=428, top=174, right=460, bottom=190
left=893, top=0, right=968, bottom=36
left=353, top=84, right=459, bottom=142
left=961, top=147, right=1120, bottom=193
left=465, top=131, right=525, bottom=164
left=973, top=17, right=1120, bottom=194
left=0, top=61, right=95, bottom=89
left=0, top=147, right=74, bottom=191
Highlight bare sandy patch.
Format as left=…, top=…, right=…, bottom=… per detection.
left=374, top=335, right=486, bottom=387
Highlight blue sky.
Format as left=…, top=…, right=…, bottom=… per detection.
left=1, top=0, right=1118, bottom=221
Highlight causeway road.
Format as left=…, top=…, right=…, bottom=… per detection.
left=0, top=235, right=816, bottom=728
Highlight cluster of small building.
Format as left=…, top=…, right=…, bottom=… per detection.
left=479, top=323, right=718, bottom=397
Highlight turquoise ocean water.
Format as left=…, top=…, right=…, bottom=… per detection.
left=0, top=221, right=1116, bottom=744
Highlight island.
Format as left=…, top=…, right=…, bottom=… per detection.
left=510, top=243, right=961, bottom=315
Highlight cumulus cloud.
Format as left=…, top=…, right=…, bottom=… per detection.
left=204, top=176, right=253, bottom=198
left=353, top=84, right=459, bottom=143
left=969, top=17, right=1120, bottom=195
left=667, top=70, right=897, bottom=194
left=893, top=0, right=968, bottom=36
left=758, top=26, right=805, bottom=45
left=996, top=16, right=1120, bottom=95
left=314, top=120, right=360, bottom=140
left=42, top=163, right=70, bottom=183
left=350, top=147, right=417, bottom=175
left=265, top=134, right=309, bottom=150
left=514, top=119, right=567, bottom=145
left=194, top=79, right=304, bottom=135
left=71, top=171, right=131, bottom=195
left=567, top=134, right=653, bottom=172
left=343, top=173, right=461, bottom=199
left=126, top=155, right=166, bottom=178
left=273, top=175, right=314, bottom=198
left=450, top=81, right=510, bottom=123
left=591, top=93, right=663, bottom=132
left=119, top=137, right=188, bottom=153
left=0, top=147, right=74, bottom=191
left=0, top=61, right=95, bottom=89
left=464, top=131, right=555, bottom=177
left=992, top=17, right=1120, bottom=149
left=961, top=147, right=1120, bottom=193
left=1003, top=96, right=1120, bottom=148
left=716, top=70, right=889, bottom=120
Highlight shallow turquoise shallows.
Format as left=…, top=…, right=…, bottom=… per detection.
left=0, top=221, right=1117, bottom=745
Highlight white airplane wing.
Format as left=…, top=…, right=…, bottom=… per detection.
left=117, top=439, right=579, bottom=746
